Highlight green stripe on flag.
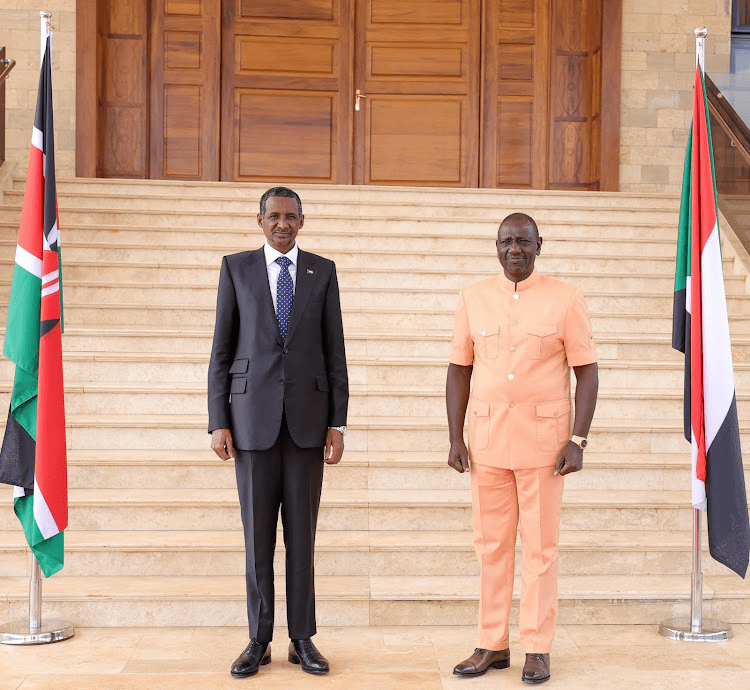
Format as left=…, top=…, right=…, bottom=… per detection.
left=674, top=124, right=693, bottom=293
left=3, top=267, right=41, bottom=371
left=14, top=495, right=64, bottom=577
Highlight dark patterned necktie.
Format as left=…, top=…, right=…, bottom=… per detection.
left=275, top=255, right=293, bottom=339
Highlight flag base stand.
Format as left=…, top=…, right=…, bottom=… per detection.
left=0, top=619, right=74, bottom=645
left=0, top=554, right=74, bottom=645
left=658, top=508, right=733, bottom=643
left=658, top=617, right=732, bottom=642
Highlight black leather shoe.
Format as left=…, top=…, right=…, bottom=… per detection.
left=288, top=638, right=330, bottom=674
left=522, top=653, right=550, bottom=684
left=453, top=648, right=510, bottom=676
left=230, top=640, right=271, bottom=677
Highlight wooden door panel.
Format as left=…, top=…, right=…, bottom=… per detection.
left=234, top=90, right=337, bottom=180
left=482, top=0, right=549, bottom=189
left=222, top=0, right=351, bottom=183
left=96, top=0, right=149, bottom=178
left=366, top=97, right=463, bottom=184
left=355, top=0, right=480, bottom=187
left=150, top=0, right=220, bottom=180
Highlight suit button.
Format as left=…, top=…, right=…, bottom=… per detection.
left=279, top=379, right=284, bottom=384
left=283, top=348, right=289, bottom=354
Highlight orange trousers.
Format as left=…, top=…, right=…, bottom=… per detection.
left=471, top=462, right=564, bottom=653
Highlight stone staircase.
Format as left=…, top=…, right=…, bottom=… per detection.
left=1, top=178, right=749, bottom=628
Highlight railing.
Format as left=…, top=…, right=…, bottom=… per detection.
left=0, top=47, right=15, bottom=167
left=706, top=73, right=750, bottom=255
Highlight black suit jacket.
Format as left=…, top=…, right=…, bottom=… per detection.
left=208, top=247, right=348, bottom=450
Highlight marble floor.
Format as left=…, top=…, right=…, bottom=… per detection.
left=1, top=624, right=750, bottom=689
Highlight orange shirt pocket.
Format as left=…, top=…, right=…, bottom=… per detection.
left=468, top=398, right=491, bottom=451
left=526, top=323, right=559, bottom=360
left=535, top=399, right=571, bottom=453
left=473, top=325, right=500, bottom=360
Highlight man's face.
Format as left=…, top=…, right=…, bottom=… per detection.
left=496, top=220, right=541, bottom=282
left=258, top=196, right=304, bottom=253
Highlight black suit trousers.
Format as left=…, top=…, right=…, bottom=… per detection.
left=234, top=412, right=324, bottom=643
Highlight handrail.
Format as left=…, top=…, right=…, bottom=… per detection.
left=0, top=58, right=14, bottom=85
left=704, top=73, right=750, bottom=257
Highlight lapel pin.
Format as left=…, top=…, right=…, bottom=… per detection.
left=307, top=268, right=314, bottom=274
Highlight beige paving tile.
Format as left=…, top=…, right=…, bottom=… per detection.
left=0, top=678, right=26, bottom=690
left=18, top=671, right=444, bottom=689
left=579, top=643, right=742, bottom=671
left=564, top=623, right=663, bottom=646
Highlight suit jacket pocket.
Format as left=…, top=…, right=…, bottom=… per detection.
left=316, top=375, right=329, bottom=392
left=468, top=399, right=491, bottom=452
left=535, top=399, right=570, bottom=452
left=473, top=325, right=500, bottom=360
left=230, top=377, right=247, bottom=394
left=228, top=358, right=249, bottom=374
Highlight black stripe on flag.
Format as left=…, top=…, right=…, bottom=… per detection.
left=0, top=411, right=35, bottom=491
left=706, top=394, right=750, bottom=578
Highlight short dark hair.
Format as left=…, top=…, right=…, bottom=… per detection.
left=259, top=187, right=303, bottom=216
left=500, top=212, right=539, bottom=239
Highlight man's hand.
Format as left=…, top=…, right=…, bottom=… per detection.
left=448, top=438, right=470, bottom=473
left=211, top=428, right=235, bottom=461
left=554, top=441, right=583, bottom=476
left=325, top=428, right=344, bottom=465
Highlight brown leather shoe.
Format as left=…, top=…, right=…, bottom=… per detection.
left=522, top=653, right=550, bottom=684
left=453, top=648, right=510, bottom=676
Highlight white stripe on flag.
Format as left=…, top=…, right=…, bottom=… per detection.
left=41, top=282, right=59, bottom=297
left=685, top=279, right=691, bottom=315
left=45, top=220, right=59, bottom=249
left=701, top=223, right=735, bottom=448
left=691, top=434, right=707, bottom=510
left=42, top=269, right=59, bottom=285
left=33, top=478, right=61, bottom=540
left=31, top=126, right=43, bottom=152
left=15, top=245, right=43, bottom=278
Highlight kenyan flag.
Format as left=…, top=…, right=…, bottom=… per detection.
left=672, top=63, right=750, bottom=578
left=0, top=36, right=67, bottom=577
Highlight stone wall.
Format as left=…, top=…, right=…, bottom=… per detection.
left=0, top=1, right=736, bottom=191
left=1, top=2, right=76, bottom=177
left=619, top=0, right=731, bottom=192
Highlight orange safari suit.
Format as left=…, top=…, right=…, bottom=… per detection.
left=449, top=268, right=597, bottom=653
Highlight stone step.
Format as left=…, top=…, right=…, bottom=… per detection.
left=22, top=176, right=683, bottom=209
left=0, top=529, right=737, bottom=578
left=0, top=239, right=696, bottom=273
left=4, top=281, right=750, bottom=316
left=0, top=221, right=683, bottom=257
left=56, top=449, right=750, bottom=492
left=0, top=218, right=689, bottom=243
left=5, top=382, right=743, bottom=422
left=3, top=302, right=749, bottom=333
left=0, top=353, right=742, bottom=390
left=1, top=325, right=744, bottom=363
left=0, top=574, right=746, bottom=626
left=6, top=257, right=741, bottom=294
left=0, top=486, right=744, bottom=532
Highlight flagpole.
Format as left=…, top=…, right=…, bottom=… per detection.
left=658, top=28, right=733, bottom=642
left=0, top=12, right=73, bottom=644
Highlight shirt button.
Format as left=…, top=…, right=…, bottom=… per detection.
left=482, top=330, right=487, bottom=336
left=509, top=402, right=515, bottom=408
left=508, top=374, right=514, bottom=380
left=554, top=411, right=559, bottom=417
left=513, top=321, right=519, bottom=326
left=513, top=294, right=519, bottom=300
left=510, top=346, right=516, bottom=352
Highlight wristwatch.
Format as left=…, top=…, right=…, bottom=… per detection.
left=571, top=435, right=588, bottom=449
left=329, top=426, right=346, bottom=436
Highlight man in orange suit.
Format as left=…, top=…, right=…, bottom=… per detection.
left=446, top=213, right=599, bottom=684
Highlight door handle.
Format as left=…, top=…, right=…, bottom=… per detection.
left=355, top=89, right=367, bottom=112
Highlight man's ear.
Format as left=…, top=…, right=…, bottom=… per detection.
left=257, top=213, right=264, bottom=228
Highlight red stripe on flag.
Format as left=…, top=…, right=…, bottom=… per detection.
left=17, top=147, right=44, bottom=261
left=690, top=64, right=713, bottom=484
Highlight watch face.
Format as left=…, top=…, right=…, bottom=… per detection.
left=580, top=439, right=587, bottom=448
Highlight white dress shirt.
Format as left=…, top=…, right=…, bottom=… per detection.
left=264, top=241, right=298, bottom=312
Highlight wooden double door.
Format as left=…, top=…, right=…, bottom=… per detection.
left=84, top=0, right=620, bottom=189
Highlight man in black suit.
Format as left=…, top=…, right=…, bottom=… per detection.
left=208, top=187, right=348, bottom=678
